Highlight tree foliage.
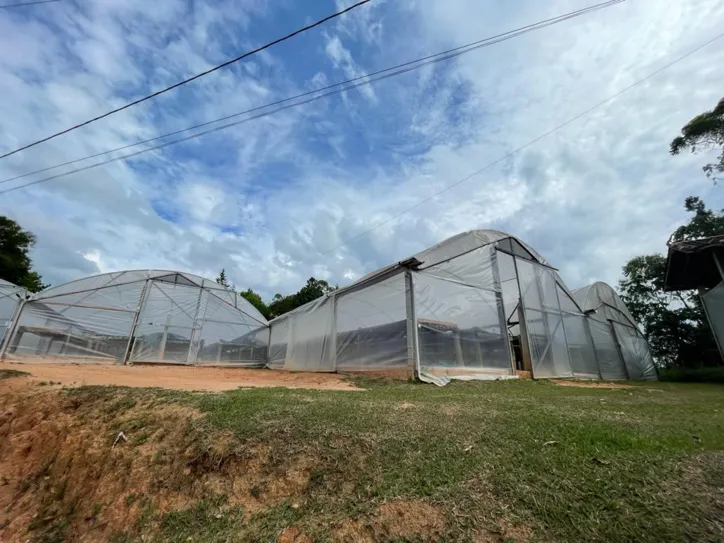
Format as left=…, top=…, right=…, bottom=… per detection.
left=267, top=278, right=337, bottom=319
left=214, top=269, right=232, bottom=289
left=619, top=197, right=724, bottom=368
left=0, top=216, right=48, bottom=293
left=233, top=277, right=337, bottom=321
left=670, top=97, right=724, bottom=180
left=239, top=288, right=271, bottom=321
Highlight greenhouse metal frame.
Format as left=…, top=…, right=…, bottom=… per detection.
left=0, top=230, right=657, bottom=383
left=0, top=278, right=26, bottom=355
left=0, top=270, right=268, bottom=366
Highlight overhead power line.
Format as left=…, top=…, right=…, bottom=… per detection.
left=0, top=0, right=624, bottom=193
left=0, top=0, right=59, bottom=8
left=319, top=32, right=724, bottom=256
left=0, top=0, right=372, bottom=161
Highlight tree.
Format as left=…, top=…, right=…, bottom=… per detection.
left=670, top=97, right=724, bottom=180
left=267, top=277, right=338, bottom=319
left=618, top=197, right=724, bottom=368
left=239, top=288, right=271, bottom=320
left=0, top=216, right=48, bottom=293
left=215, top=269, right=232, bottom=289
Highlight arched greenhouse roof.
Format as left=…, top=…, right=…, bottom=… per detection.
left=29, top=269, right=268, bottom=326
left=272, top=229, right=560, bottom=324
left=571, top=281, right=639, bottom=330
left=0, top=278, right=26, bottom=298
left=411, top=229, right=550, bottom=268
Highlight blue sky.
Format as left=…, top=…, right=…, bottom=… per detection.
left=0, top=0, right=723, bottom=299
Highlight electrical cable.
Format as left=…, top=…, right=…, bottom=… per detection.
left=0, top=0, right=623, bottom=192
left=319, top=32, right=724, bottom=256
left=0, top=0, right=372, bottom=160
left=0, top=0, right=59, bottom=8
left=0, top=0, right=623, bottom=186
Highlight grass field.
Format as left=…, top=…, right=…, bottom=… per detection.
left=3, top=376, right=723, bottom=542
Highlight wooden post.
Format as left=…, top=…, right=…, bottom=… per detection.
left=453, top=332, right=464, bottom=366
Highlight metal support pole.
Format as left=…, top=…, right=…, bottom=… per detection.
left=405, top=271, right=420, bottom=380
left=329, top=294, right=338, bottom=372
left=122, top=279, right=150, bottom=365
left=0, top=297, right=25, bottom=360
left=187, top=287, right=205, bottom=365
left=159, top=313, right=171, bottom=361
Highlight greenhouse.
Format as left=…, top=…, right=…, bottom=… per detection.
left=0, top=230, right=656, bottom=383
left=268, top=229, right=657, bottom=384
left=0, top=279, right=26, bottom=354
left=0, top=270, right=268, bottom=365
left=571, top=282, right=657, bottom=380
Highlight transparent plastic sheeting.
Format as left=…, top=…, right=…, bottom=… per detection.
left=268, top=316, right=289, bottom=370
left=270, top=274, right=409, bottom=373
left=611, top=322, right=657, bottom=380
left=336, top=274, right=407, bottom=372
left=286, top=296, right=335, bottom=371
left=516, top=258, right=601, bottom=379
left=415, top=272, right=513, bottom=386
left=8, top=301, right=135, bottom=362
left=572, top=281, right=656, bottom=380
left=702, top=283, right=724, bottom=357
left=588, top=319, right=627, bottom=380
left=0, top=280, right=26, bottom=352
left=4, top=270, right=268, bottom=365
left=571, top=282, right=639, bottom=329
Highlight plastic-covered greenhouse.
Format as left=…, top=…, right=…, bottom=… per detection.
left=571, top=282, right=657, bottom=380
left=0, top=270, right=268, bottom=365
left=268, top=230, right=657, bottom=384
left=0, top=279, right=26, bottom=354
left=0, top=230, right=656, bottom=383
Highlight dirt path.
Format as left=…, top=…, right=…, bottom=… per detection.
left=0, top=362, right=360, bottom=392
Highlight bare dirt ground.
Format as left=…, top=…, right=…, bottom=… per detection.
left=553, top=379, right=633, bottom=389
left=0, top=361, right=359, bottom=391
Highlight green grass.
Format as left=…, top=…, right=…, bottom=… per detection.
left=59, top=379, right=724, bottom=541
left=0, top=368, right=29, bottom=379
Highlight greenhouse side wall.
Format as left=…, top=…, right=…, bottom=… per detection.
left=267, top=271, right=412, bottom=375
left=515, top=257, right=601, bottom=379
left=0, top=283, right=26, bottom=355
left=2, top=272, right=269, bottom=367
left=413, top=245, right=514, bottom=384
